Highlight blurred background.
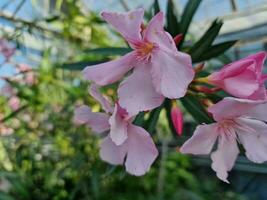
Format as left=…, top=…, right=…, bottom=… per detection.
left=0, top=0, right=267, bottom=199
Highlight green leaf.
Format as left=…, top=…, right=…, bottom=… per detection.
left=180, top=95, right=213, bottom=124
left=189, top=19, right=223, bottom=62
left=84, top=47, right=131, bottom=56
left=153, top=0, right=160, bottom=15
left=179, top=0, right=202, bottom=46
left=133, top=112, right=146, bottom=126
left=166, top=0, right=180, bottom=36
left=196, top=40, right=236, bottom=62
left=145, top=105, right=163, bottom=133
left=60, top=60, right=108, bottom=70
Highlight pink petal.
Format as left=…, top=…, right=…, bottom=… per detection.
left=74, top=105, right=110, bottom=133
left=221, top=68, right=259, bottom=98
left=208, top=97, right=263, bottom=121
left=236, top=118, right=267, bottom=163
left=100, top=136, right=127, bottom=165
left=101, top=9, right=144, bottom=42
left=209, top=59, right=254, bottom=82
left=118, top=63, right=164, bottom=116
left=125, top=124, right=158, bottom=176
left=109, top=104, right=128, bottom=145
left=208, top=57, right=266, bottom=99
left=246, top=51, right=266, bottom=76
left=247, top=84, right=267, bottom=100
left=247, top=102, right=267, bottom=122
left=83, top=52, right=136, bottom=86
left=144, top=12, right=177, bottom=52
left=211, top=133, right=239, bottom=183
left=150, top=50, right=194, bottom=99
left=89, top=84, right=113, bottom=113
left=180, top=124, right=218, bottom=155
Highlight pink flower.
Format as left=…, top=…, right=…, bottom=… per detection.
left=208, top=52, right=267, bottom=100
left=83, top=9, right=194, bottom=116
left=180, top=97, right=267, bottom=183
left=74, top=84, right=158, bottom=176
left=8, top=96, right=20, bottom=111
left=171, top=105, right=183, bottom=136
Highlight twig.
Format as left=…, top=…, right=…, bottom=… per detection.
left=0, top=104, right=28, bottom=123
left=0, top=11, right=60, bottom=36
left=12, top=0, right=26, bottom=18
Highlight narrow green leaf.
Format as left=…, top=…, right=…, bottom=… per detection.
left=145, top=105, right=163, bottom=134
left=166, top=0, right=180, bottom=36
left=180, top=95, right=213, bottom=124
left=196, top=40, right=236, bottom=62
left=60, top=60, right=108, bottom=70
left=133, top=112, right=146, bottom=126
left=189, top=19, right=223, bottom=62
left=179, top=0, right=202, bottom=46
left=153, top=0, right=160, bottom=15
left=84, top=47, right=131, bottom=56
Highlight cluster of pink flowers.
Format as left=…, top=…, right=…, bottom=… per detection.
left=74, top=9, right=267, bottom=182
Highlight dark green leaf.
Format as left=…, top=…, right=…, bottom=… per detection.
left=179, top=0, right=202, bottom=46
left=84, top=47, right=131, bottom=56
left=189, top=19, right=223, bottom=62
left=133, top=112, right=146, bottom=126
left=153, top=0, right=160, bottom=15
left=60, top=60, right=108, bottom=70
left=145, top=105, right=163, bottom=133
left=180, top=95, right=213, bottom=124
left=166, top=0, right=180, bottom=36
left=195, top=40, right=236, bottom=62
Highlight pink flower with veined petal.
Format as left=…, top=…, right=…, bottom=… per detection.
left=208, top=52, right=267, bottom=100
left=83, top=9, right=194, bottom=116
left=180, top=97, right=267, bottom=183
left=74, top=84, right=158, bottom=176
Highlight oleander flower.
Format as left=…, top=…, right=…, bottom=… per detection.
left=180, top=97, right=267, bottom=183
left=74, top=84, right=158, bottom=176
left=83, top=9, right=194, bottom=116
left=208, top=52, right=267, bottom=100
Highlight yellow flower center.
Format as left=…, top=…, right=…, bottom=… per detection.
left=136, top=42, right=155, bottom=61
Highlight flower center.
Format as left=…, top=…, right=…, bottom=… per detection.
left=218, top=119, right=235, bottom=130
left=135, top=42, right=155, bottom=61
left=217, top=119, right=238, bottom=141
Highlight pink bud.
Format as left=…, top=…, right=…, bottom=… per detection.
left=171, top=105, right=183, bottom=136
left=173, top=34, right=183, bottom=45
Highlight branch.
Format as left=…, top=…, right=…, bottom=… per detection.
left=0, top=11, right=60, bottom=36
left=0, top=104, right=28, bottom=123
